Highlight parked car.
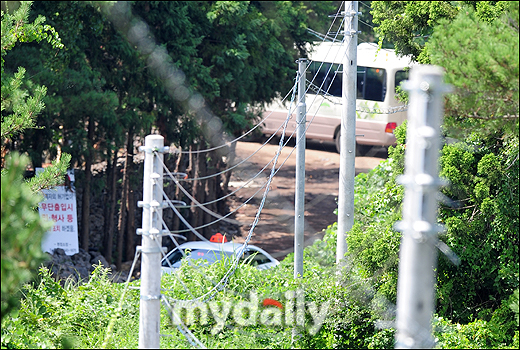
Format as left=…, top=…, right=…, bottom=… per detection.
left=161, top=234, right=279, bottom=274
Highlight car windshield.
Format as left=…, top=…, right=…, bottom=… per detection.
left=161, top=249, right=234, bottom=269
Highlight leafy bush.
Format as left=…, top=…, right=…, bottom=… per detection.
left=2, top=232, right=518, bottom=349
left=2, top=121, right=518, bottom=349
left=308, top=119, right=519, bottom=347
left=434, top=292, right=519, bottom=350
left=437, top=132, right=519, bottom=323
left=1, top=265, right=139, bottom=349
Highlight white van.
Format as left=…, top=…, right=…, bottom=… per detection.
left=261, top=42, right=415, bottom=155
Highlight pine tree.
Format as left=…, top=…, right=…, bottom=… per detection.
left=1, top=1, right=70, bottom=320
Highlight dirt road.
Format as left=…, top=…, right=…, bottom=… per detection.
left=228, top=139, right=387, bottom=260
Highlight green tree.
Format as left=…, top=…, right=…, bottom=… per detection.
left=6, top=1, right=152, bottom=259
left=1, top=1, right=70, bottom=321
left=371, top=1, right=458, bottom=62
left=428, top=1, right=519, bottom=140
left=351, top=0, right=519, bottom=330
left=6, top=1, right=338, bottom=264
left=371, top=1, right=512, bottom=63
left=125, top=1, right=338, bottom=240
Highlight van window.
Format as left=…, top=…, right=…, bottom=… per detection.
left=307, top=61, right=342, bottom=97
left=395, top=69, right=409, bottom=92
left=358, top=66, right=387, bottom=102
left=307, top=61, right=387, bottom=102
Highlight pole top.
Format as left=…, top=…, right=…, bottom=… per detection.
left=145, top=134, right=164, bottom=142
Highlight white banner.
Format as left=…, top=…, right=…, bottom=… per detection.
left=36, top=168, right=80, bottom=255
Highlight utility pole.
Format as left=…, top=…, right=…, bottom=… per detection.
left=394, top=65, right=450, bottom=348
left=336, top=1, right=359, bottom=265
left=294, top=58, right=307, bottom=278
left=138, top=135, right=165, bottom=348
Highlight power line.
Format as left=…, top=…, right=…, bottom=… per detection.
left=359, top=18, right=374, bottom=29
left=179, top=82, right=298, bottom=182
left=359, top=1, right=372, bottom=10
left=169, top=1, right=347, bottom=156
left=174, top=86, right=295, bottom=155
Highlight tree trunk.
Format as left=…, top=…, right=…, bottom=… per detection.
left=80, top=116, right=95, bottom=250
left=103, top=147, right=117, bottom=263
left=116, top=128, right=133, bottom=270
left=216, top=157, right=227, bottom=214
left=171, top=151, right=183, bottom=234
left=203, top=152, right=218, bottom=239
left=191, top=145, right=206, bottom=241
left=125, top=136, right=136, bottom=262
left=180, top=146, right=194, bottom=239
left=126, top=188, right=136, bottom=262
left=222, top=141, right=236, bottom=196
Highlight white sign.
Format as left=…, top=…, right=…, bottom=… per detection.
left=36, top=168, right=80, bottom=255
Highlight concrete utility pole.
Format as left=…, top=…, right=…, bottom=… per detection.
left=336, top=1, right=359, bottom=265
left=294, top=58, right=307, bottom=278
left=138, top=135, right=165, bottom=349
left=394, top=65, right=450, bottom=349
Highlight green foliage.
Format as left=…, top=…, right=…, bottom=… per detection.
left=1, top=66, right=46, bottom=142
left=1, top=1, right=63, bottom=68
left=337, top=119, right=518, bottom=334
left=369, top=2, right=519, bottom=330
left=371, top=1, right=513, bottom=64
left=473, top=1, right=511, bottom=23
left=371, top=1, right=459, bottom=62
left=308, top=115, right=517, bottom=344
left=1, top=0, right=70, bottom=323
left=511, top=289, right=520, bottom=326
left=156, top=243, right=397, bottom=349
left=304, top=222, right=337, bottom=267
left=1, top=153, right=52, bottom=321
left=343, top=122, right=407, bottom=305
left=437, top=133, right=519, bottom=323
left=1, top=0, right=71, bottom=175
left=1, top=1, right=64, bottom=145
left=2, top=229, right=518, bottom=349
left=127, top=1, right=337, bottom=139
left=427, top=1, right=519, bottom=141
left=4, top=1, right=138, bottom=169
left=1, top=265, right=139, bottom=349
left=434, top=293, right=519, bottom=349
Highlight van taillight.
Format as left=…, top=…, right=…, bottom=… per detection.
left=385, top=122, right=397, bottom=134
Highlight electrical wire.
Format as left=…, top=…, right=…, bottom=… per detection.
left=175, top=87, right=296, bottom=155
left=165, top=128, right=306, bottom=235
left=154, top=1, right=350, bottom=341
left=178, top=82, right=298, bottom=182
left=160, top=64, right=302, bottom=304
left=165, top=3, right=346, bottom=190
left=157, top=5, right=348, bottom=239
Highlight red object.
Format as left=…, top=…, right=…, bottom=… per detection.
left=262, top=298, right=283, bottom=309
left=210, top=232, right=228, bottom=243
left=385, top=122, right=397, bottom=134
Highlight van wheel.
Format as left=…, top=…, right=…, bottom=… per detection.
left=334, top=129, right=372, bottom=156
